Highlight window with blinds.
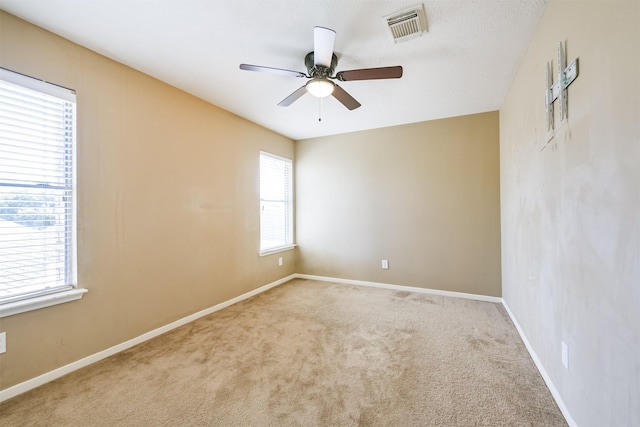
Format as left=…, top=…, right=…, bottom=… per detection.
left=259, top=151, right=293, bottom=253
left=0, top=68, right=77, bottom=305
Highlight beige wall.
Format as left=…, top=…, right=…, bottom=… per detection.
left=0, top=11, right=295, bottom=390
left=500, top=1, right=639, bottom=425
left=296, top=112, right=502, bottom=297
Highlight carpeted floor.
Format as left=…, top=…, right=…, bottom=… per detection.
left=0, top=279, right=566, bottom=426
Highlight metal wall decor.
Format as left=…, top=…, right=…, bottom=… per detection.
left=545, top=41, right=579, bottom=131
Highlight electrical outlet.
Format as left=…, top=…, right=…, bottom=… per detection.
left=0, top=332, right=6, bottom=354
left=561, top=341, right=568, bottom=369
left=278, top=257, right=283, bottom=266
left=381, top=259, right=389, bottom=270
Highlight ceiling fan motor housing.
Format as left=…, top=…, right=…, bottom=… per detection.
left=305, top=52, right=338, bottom=78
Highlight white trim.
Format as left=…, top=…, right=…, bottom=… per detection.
left=259, top=244, right=297, bottom=256
left=294, top=274, right=503, bottom=303
left=0, top=274, right=295, bottom=403
left=0, top=67, right=75, bottom=101
left=259, top=151, right=294, bottom=254
left=501, top=300, right=577, bottom=427
left=0, top=288, right=88, bottom=319
left=300, top=273, right=574, bottom=425
left=0, top=271, right=573, bottom=427
left=259, top=150, right=291, bottom=164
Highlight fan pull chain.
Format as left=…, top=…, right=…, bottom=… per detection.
left=318, top=98, right=322, bottom=122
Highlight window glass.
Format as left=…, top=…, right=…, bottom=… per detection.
left=259, top=151, right=293, bottom=253
left=0, top=69, right=77, bottom=304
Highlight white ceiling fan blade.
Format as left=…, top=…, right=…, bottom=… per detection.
left=314, top=26, right=336, bottom=68
left=240, top=64, right=306, bottom=78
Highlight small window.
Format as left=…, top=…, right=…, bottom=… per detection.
left=0, top=68, right=83, bottom=316
left=259, top=151, right=293, bottom=254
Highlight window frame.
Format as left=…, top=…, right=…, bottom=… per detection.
left=259, top=151, right=295, bottom=256
left=0, top=68, right=85, bottom=318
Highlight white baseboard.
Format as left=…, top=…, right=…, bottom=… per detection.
left=294, top=273, right=503, bottom=303
left=0, top=274, right=296, bottom=403
left=0, top=271, right=574, bottom=427
left=297, top=274, right=575, bottom=426
left=501, top=300, right=577, bottom=427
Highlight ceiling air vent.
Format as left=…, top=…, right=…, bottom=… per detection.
left=384, top=4, right=427, bottom=43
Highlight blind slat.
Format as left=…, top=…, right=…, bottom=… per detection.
left=0, top=69, right=76, bottom=303
left=259, top=152, right=293, bottom=252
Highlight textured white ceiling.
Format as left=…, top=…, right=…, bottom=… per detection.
left=0, top=0, right=547, bottom=140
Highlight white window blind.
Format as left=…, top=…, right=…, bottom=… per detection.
left=0, top=68, right=77, bottom=305
left=260, top=151, right=293, bottom=253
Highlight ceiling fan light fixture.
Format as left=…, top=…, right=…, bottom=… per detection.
left=306, top=78, right=335, bottom=98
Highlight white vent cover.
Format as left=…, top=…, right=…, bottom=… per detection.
left=384, top=4, right=427, bottom=43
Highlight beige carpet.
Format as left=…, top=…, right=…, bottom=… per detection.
left=0, top=279, right=566, bottom=426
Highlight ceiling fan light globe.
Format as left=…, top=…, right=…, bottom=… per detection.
left=306, top=79, right=335, bottom=98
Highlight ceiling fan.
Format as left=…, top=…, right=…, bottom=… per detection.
left=239, top=26, right=403, bottom=111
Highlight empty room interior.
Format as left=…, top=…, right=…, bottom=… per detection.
left=0, top=0, right=638, bottom=426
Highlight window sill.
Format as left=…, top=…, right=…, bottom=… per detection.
left=0, top=288, right=88, bottom=318
left=259, top=244, right=297, bottom=257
